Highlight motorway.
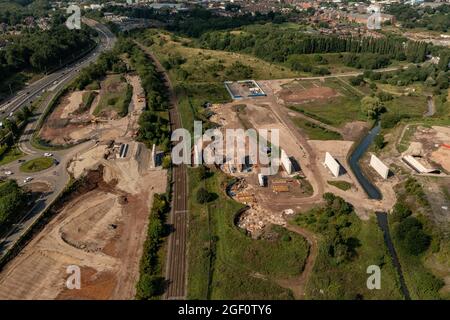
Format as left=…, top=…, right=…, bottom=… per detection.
left=0, top=19, right=114, bottom=119
left=0, top=18, right=116, bottom=260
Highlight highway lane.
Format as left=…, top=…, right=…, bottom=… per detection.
left=0, top=18, right=116, bottom=260
left=0, top=18, right=115, bottom=121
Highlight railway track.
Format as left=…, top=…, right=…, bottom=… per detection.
left=137, top=43, right=188, bottom=299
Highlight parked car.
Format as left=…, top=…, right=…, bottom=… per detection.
left=23, top=177, right=33, bottom=183
left=44, top=152, right=53, bottom=157
left=18, top=159, right=26, bottom=163
left=4, top=171, right=13, bottom=175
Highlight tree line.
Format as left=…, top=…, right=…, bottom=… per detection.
left=135, top=193, right=170, bottom=299
left=0, top=179, right=27, bottom=232
left=199, top=26, right=430, bottom=65
left=115, top=39, right=171, bottom=151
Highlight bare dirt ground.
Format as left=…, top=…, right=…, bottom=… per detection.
left=0, top=166, right=166, bottom=300
left=39, top=74, right=145, bottom=146
left=341, top=121, right=369, bottom=141
left=40, top=90, right=96, bottom=145
left=402, top=125, right=450, bottom=172
left=0, top=74, right=167, bottom=300
left=278, top=86, right=339, bottom=105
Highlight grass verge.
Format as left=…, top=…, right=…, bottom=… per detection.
left=0, top=146, right=24, bottom=166
left=327, top=180, right=353, bottom=191
left=19, top=157, right=53, bottom=173
left=292, top=117, right=342, bottom=140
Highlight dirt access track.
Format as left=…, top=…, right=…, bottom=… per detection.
left=0, top=72, right=168, bottom=299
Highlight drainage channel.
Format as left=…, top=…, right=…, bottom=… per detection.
left=376, top=212, right=411, bottom=300
left=349, top=122, right=411, bottom=300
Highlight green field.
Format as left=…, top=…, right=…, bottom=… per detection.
left=188, top=167, right=310, bottom=299
left=397, top=124, right=417, bottom=153
left=0, top=146, right=24, bottom=166
left=287, top=78, right=365, bottom=127
left=295, top=195, right=403, bottom=300
left=20, top=157, right=53, bottom=173
left=175, top=82, right=231, bottom=134
left=327, top=180, right=353, bottom=191
left=146, top=30, right=298, bottom=83
left=94, top=74, right=131, bottom=117
left=292, top=117, right=342, bottom=140
left=387, top=180, right=449, bottom=299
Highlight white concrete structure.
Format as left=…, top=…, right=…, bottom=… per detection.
left=324, top=152, right=340, bottom=177
left=370, top=154, right=389, bottom=179
left=151, top=144, right=156, bottom=168
left=258, top=173, right=266, bottom=187
left=402, top=155, right=439, bottom=174
left=280, top=149, right=293, bottom=174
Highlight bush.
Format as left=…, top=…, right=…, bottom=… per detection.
left=350, top=75, right=365, bottom=86
left=197, top=165, right=208, bottom=180
left=395, top=216, right=430, bottom=255
left=391, top=202, right=412, bottom=223
left=374, top=134, right=386, bottom=150
left=136, top=274, right=165, bottom=299
left=162, top=155, right=171, bottom=169
left=381, top=113, right=410, bottom=129
left=197, top=187, right=212, bottom=204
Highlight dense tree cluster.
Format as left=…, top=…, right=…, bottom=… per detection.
left=0, top=0, right=50, bottom=25
left=387, top=3, right=450, bottom=32
left=361, top=96, right=386, bottom=120
left=73, top=51, right=126, bottom=90
left=136, top=193, right=169, bottom=299
left=199, top=25, right=429, bottom=65
left=0, top=179, right=27, bottom=230
left=343, top=53, right=391, bottom=70
left=376, top=63, right=449, bottom=94
left=0, top=25, right=94, bottom=77
left=297, top=193, right=358, bottom=265
left=391, top=201, right=430, bottom=256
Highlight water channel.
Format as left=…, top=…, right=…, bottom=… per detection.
left=348, top=122, right=411, bottom=299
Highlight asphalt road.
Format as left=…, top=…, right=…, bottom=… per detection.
left=0, top=18, right=114, bottom=120
left=0, top=18, right=116, bottom=260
